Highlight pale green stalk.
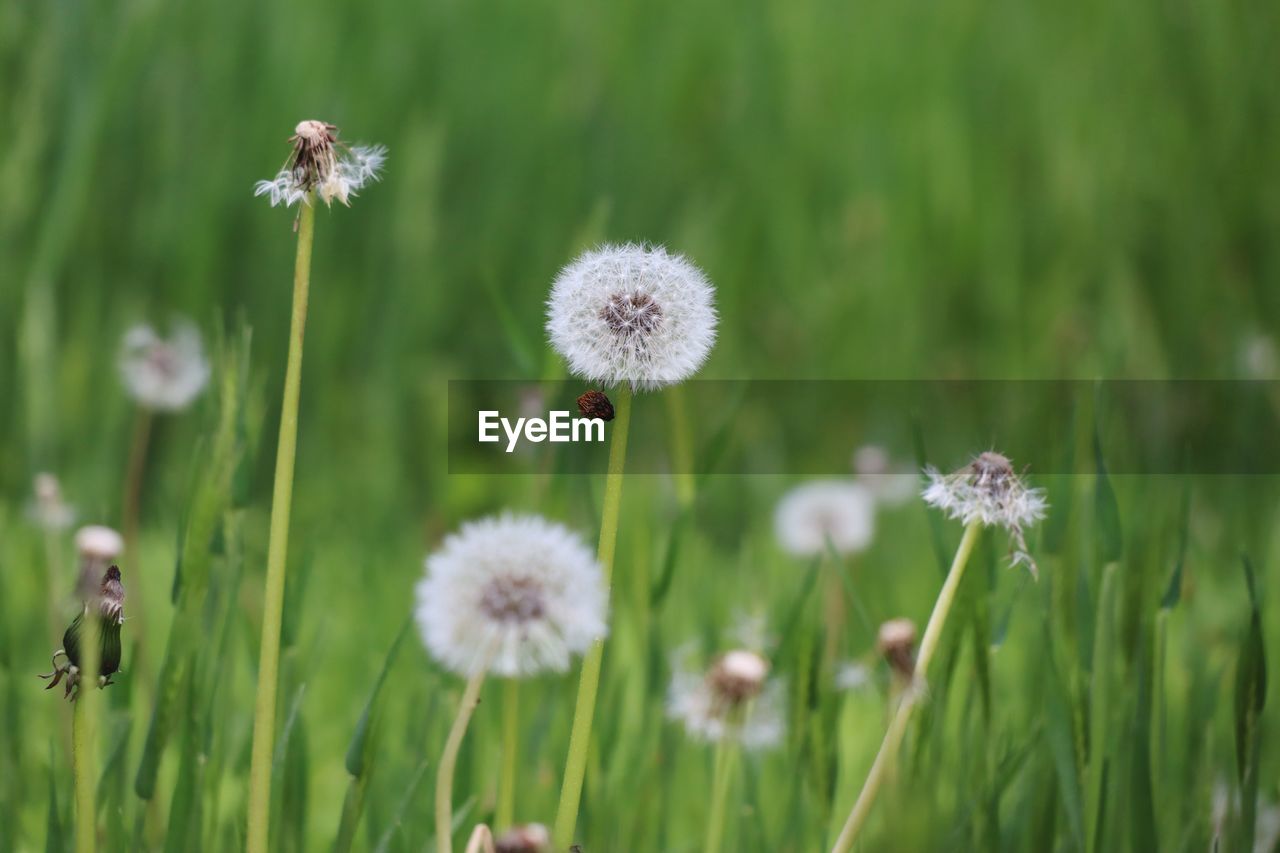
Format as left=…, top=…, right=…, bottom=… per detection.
left=553, top=386, right=633, bottom=849
left=495, top=679, right=519, bottom=831
left=73, top=609, right=100, bottom=853
left=437, top=668, right=490, bottom=853
left=246, top=197, right=316, bottom=853
left=831, top=520, right=982, bottom=853
left=704, top=730, right=740, bottom=853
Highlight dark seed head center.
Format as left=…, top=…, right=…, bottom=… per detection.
left=601, top=292, right=664, bottom=337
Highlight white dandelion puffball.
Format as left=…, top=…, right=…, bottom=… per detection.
left=415, top=514, right=608, bottom=678
left=29, top=473, right=76, bottom=531
left=119, top=321, right=211, bottom=412
left=774, top=480, right=876, bottom=557
left=254, top=120, right=386, bottom=208
left=75, top=525, right=124, bottom=562
left=923, top=451, right=1048, bottom=575
left=666, top=650, right=785, bottom=750
left=546, top=243, right=717, bottom=390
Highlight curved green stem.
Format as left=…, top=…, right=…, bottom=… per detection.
left=437, top=668, right=490, bottom=853
left=831, top=520, right=982, bottom=853
left=246, top=197, right=315, bottom=853
left=553, top=386, right=632, bottom=849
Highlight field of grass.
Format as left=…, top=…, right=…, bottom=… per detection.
left=2, top=0, right=1278, bottom=850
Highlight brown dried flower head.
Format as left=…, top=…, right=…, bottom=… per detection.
left=576, top=389, right=615, bottom=421
left=707, top=649, right=770, bottom=708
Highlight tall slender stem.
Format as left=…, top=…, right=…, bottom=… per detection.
left=437, top=668, right=490, bottom=853
left=553, top=386, right=633, bottom=849
left=73, top=609, right=100, bottom=853
left=496, top=679, right=519, bottom=830
left=704, top=733, right=740, bottom=853
left=246, top=198, right=316, bottom=853
left=121, top=406, right=153, bottom=661
left=830, top=520, right=982, bottom=853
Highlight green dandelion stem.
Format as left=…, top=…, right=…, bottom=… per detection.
left=553, top=385, right=632, bottom=849
left=830, top=520, right=982, bottom=853
left=73, top=611, right=100, bottom=853
left=496, top=678, right=519, bottom=831
left=246, top=196, right=316, bottom=853
left=704, top=732, right=740, bottom=853
left=436, top=667, right=489, bottom=853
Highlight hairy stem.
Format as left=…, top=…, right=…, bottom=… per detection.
left=246, top=198, right=316, bottom=853
left=830, top=520, right=982, bottom=853
left=553, top=385, right=633, bottom=849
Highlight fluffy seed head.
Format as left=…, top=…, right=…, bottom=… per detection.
left=546, top=244, right=717, bottom=391
left=119, top=321, right=211, bottom=412
left=75, top=525, right=123, bottom=563
left=852, top=444, right=918, bottom=507
left=774, top=480, right=876, bottom=557
left=254, top=120, right=386, bottom=208
left=29, top=473, right=75, bottom=531
left=923, top=451, right=1047, bottom=576
left=667, top=650, right=785, bottom=749
left=415, top=514, right=607, bottom=678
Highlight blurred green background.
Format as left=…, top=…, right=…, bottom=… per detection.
left=2, top=0, right=1278, bottom=849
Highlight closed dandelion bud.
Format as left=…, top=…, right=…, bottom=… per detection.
left=575, top=389, right=615, bottom=421
left=42, top=565, right=126, bottom=699
left=876, top=618, right=916, bottom=681
left=495, top=823, right=551, bottom=853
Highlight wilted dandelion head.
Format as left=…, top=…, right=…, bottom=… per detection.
left=923, top=451, right=1047, bottom=576
left=546, top=244, right=717, bottom=391
left=29, top=472, right=75, bottom=531
left=254, top=120, right=386, bottom=208
left=667, top=648, right=785, bottom=749
left=774, top=480, right=876, bottom=557
left=415, top=514, right=607, bottom=678
left=494, top=823, right=551, bottom=853
left=119, top=321, right=211, bottom=412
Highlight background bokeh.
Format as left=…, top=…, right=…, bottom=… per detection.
left=2, top=0, right=1278, bottom=849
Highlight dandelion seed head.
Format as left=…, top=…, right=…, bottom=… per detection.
left=29, top=472, right=75, bottom=531
left=834, top=661, right=873, bottom=692
left=415, top=514, right=607, bottom=678
left=774, top=480, right=876, bottom=557
left=923, top=451, right=1047, bottom=576
left=546, top=244, right=717, bottom=391
left=255, top=121, right=386, bottom=208
left=119, top=321, right=211, bottom=412
left=667, top=654, right=786, bottom=750
left=852, top=444, right=918, bottom=507
left=75, top=525, right=123, bottom=563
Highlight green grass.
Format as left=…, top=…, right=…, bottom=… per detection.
left=1, top=0, right=1278, bottom=849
